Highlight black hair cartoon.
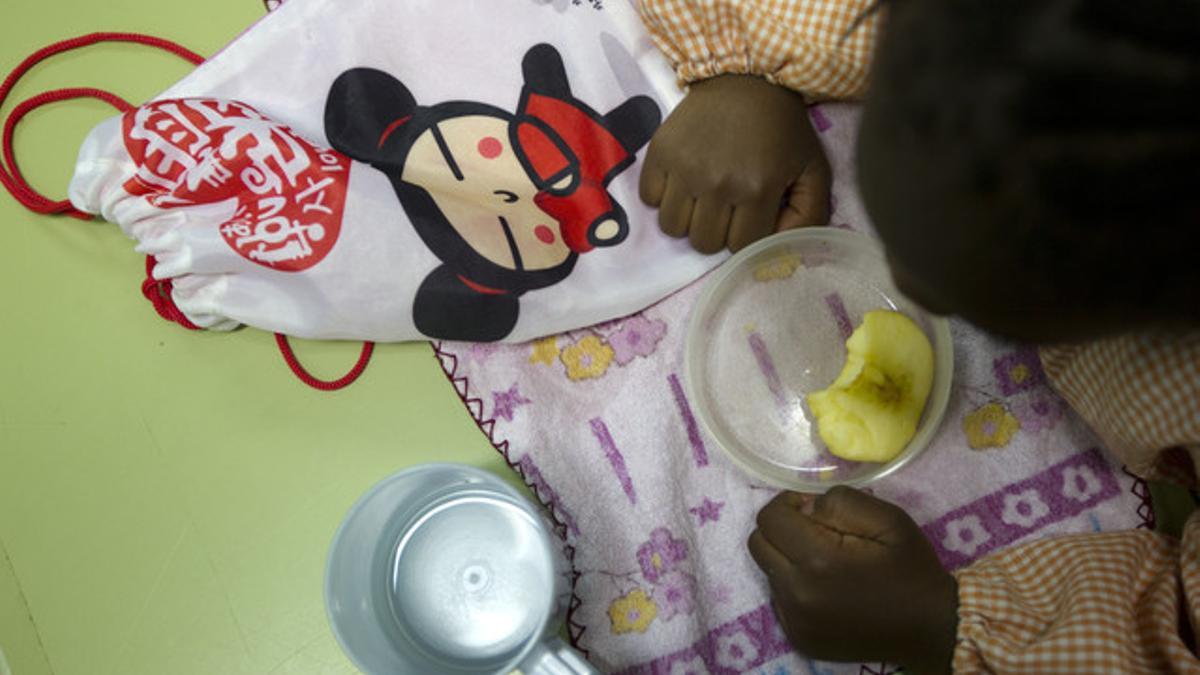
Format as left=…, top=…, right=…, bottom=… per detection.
left=325, top=43, right=661, bottom=341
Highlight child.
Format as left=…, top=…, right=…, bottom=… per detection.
left=640, top=0, right=1200, bottom=671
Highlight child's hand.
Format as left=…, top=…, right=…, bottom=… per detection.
left=748, top=488, right=958, bottom=674
left=639, top=74, right=831, bottom=253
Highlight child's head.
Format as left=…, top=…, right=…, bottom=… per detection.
left=856, top=0, right=1200, bottom=343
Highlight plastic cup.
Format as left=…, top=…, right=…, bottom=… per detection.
left=325, top=463, right=596, bottom=675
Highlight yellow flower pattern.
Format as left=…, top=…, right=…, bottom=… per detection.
left=561, top=335, right=615, bottom=381
left=753, top=254, right=803, bottom=282
left=529, top=336, right=559, bottom=366
left=964, top=402, right=1021, bottom=449
left=609, top=588, right=658, bottom=634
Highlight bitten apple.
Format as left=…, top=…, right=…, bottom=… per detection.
left=807, top=310, right=935, bottom=462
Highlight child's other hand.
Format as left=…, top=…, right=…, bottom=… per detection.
left=639, top=74, right=831, bottom=253
left=748, top=487, right=958, bottom=675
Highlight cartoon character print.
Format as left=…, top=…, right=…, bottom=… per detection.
left=324, top=43, right=661, bottom=341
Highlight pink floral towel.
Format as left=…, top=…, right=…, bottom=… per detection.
left=432, top=104, right=1150, bottom=675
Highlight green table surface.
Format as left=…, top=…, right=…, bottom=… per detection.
left=0, top=2, right=508, bottom=673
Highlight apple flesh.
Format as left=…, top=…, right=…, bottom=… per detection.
left=807, top=310, right=935, bottom=463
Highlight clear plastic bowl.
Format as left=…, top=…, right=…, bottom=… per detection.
left=684, top=228, right=953, bottom=492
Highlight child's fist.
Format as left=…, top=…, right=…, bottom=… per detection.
left=639, top=74, right=831, bottom=253
left=748, top=487, right=958, bottom=674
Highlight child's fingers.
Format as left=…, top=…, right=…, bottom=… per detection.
left=728, top=198, right=776, bottom=251
left=657, top=174, right=694, bottom=239
left=689, top=196, right=733, bottom=254
left=809, top=485, right=910, bottom=544
left=639, top=159, right=667, bottom=207
left=777, top=158, right=832, bottom=231
left=760, top=489, right=816, bottom=515
left=757, top=499, right=841, bottom=563
left=747, top=529, right=796, bottom=581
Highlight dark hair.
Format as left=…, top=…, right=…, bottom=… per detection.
left=865, top=0, right=1200, bottom=320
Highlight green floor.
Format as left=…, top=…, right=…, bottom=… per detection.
left=0, top=2, right=503, bottom=673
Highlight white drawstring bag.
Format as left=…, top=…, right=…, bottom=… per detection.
left=62, top=0, right=722, bottom=346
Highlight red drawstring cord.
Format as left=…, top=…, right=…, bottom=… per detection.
left=3, top=89, right=132, bottom=218
left=0, top=33, right=204, bottom=218
left=140, top=255, right=202, bottom=330
left=2, top=32, right=374, bottom=391
left=276, top=335, right=376, bottom=391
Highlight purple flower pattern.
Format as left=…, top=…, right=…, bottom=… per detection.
left=1062, top=465, right=1103, bottom=502
left=992, top=348, right=1046, bottom=397
left=637, top=527, right=688, bottom=584
left=608, top=315, right=668, bottom=366
left=1012, top=395, right=1065, bottom=433
left=942, top=514, right=991, bottom=557
left=654, top=571, right=698, bottom=621
left=1000, top=489, right=1050, bottom=528
left=714, top=628, right=760, bottom=670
